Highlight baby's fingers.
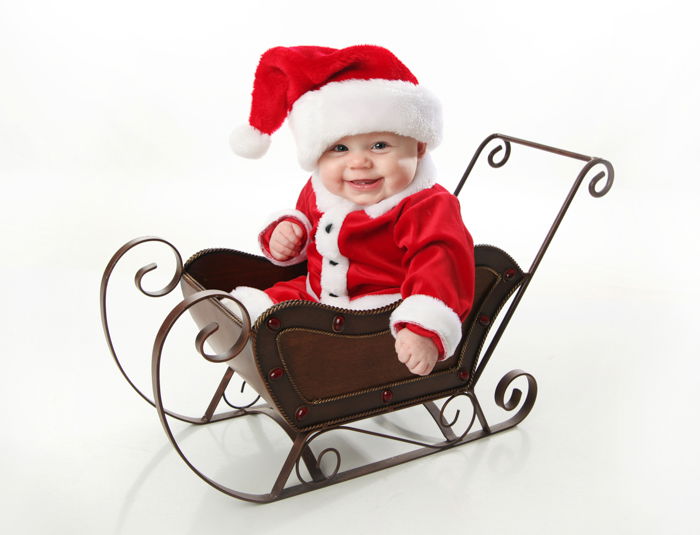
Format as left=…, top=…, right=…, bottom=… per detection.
left=274, top=243, right=294, bottom=256
left=277, top=235, right=298, bottom=251
left=269, top=244, right=292, bottom=260
left=280, top=223, right=303, bottom=244
left=395, top=343, right=410, bottom=364
left=408, top=359, right=430, bottom=376
left=290, top=223, right=304, bottom=239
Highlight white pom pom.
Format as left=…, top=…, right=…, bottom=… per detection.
left=229, top=124, right=271, bottom=159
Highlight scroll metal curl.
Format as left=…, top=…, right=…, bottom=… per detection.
left=223, top=381, right=261, bottom=410
left=295, top=447, right=341, bottom=486
left=150, top=291, right=253, bottom=425
left=437, top=392, right=479, bottom=441
left=100, top=236, right=184, bottom=406
left=292, top=395, right=479, bottom=488
left=119, top=237, right=184, bottom=298
left=151, top=291, right=257, bottom=449
left=154, top=290, right=251, bottom=367
left=583, top=158, right=614, bottom=198
left=453, top=132, right=615, bottom=201
left=492, top=369, right=538, bottom=430
left=487, top=137, right=512, bottom=168
left=453, top=133, right=512, bottom=197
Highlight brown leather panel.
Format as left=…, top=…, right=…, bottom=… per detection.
left=472, top=267, right=499, bottom=318
left=278, top=329, right=453, bottom=402
left=459, top=266, right=499, bottom=345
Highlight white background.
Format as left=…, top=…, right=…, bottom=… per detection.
left=1, top=0, right=698, bottom=533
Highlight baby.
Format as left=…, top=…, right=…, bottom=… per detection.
left=229, top=45, right=475, bottom=383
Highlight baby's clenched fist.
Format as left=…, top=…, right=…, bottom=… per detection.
left=269, top=221, right=304, bottom=261
left=395, top=328, right=439, bottom=376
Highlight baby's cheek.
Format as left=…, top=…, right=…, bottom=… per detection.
left=397, top=156, right=418, bottom=176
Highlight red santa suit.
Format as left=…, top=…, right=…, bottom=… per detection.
left=232, top=156, right=475, bottom=359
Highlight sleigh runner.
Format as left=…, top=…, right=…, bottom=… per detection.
left=101, top=133, right=614, bottom=502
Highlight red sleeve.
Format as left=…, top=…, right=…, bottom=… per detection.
left=258, top=179, right=315, bottom=265
left=389, top=187, right=475, bottom=358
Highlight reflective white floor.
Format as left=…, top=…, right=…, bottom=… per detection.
left=2, top=263, right=697, bottom=535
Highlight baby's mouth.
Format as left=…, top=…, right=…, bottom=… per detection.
left=347, top=177, right=383, bottom=188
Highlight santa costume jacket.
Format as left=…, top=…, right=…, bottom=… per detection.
left=232, top=157, right=476, bottom=359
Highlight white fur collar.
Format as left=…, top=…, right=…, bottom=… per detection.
left=310, top=154, right=437, bottom=218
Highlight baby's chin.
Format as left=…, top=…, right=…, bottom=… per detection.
left=338, top=181, right=393, bottom=205
left=342, top=191, right=387, bottom=206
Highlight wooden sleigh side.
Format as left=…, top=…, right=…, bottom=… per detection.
left=100, top=133, right=614, bottom=502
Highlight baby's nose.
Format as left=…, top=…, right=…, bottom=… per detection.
left=348, top=153, right=372, bottom=168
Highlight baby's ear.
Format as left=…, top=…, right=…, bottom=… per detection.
left=417, top=142, right=427, bottom=158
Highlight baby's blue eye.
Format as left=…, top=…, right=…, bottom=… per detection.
left=372, top=142, right=388, bottom=150
left=331, top=144, right=348, bottom=152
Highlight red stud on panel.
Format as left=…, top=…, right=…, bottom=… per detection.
left=269, top=368, right=284, bottom=380
left=332, top=315, right=345, bottom=333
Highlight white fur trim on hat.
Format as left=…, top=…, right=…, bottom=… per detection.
left=258, top=209, right=313, bottom=266
left=228, top=286, right=275, bottom=324
left=230, top=124, right=272, bottom=159
left=389, top=294, right=463, bottom=358
left=289, top=78, right=442, bottom=171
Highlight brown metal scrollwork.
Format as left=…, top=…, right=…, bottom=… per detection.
left=100, top=236, right=184, bottom=406
left=493, top=369, right=538, bottom=431
left=437, top=392, right=478, bottom=442
left=101, top=237, right=253, bottom=423
left=487, top=137, right=511, bottom=168
left=453, top=133, right=614, bottom=199
left=584, top=159, right=614, bottom=198
left=152, top=291, right=251, bottom=389
left=192, top=294, right=251, bottom=363
left=295, top=446, right=341, bottom=486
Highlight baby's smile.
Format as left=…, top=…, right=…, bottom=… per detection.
left=345, top=177, right=384, bottom=189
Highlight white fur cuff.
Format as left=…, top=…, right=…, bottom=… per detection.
left=228, top=286, right=275, bottom=324
left=389, top=294, right=463, bottom=357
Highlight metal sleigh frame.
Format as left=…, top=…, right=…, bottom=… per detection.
left=100, top=133, right=614, bottom=503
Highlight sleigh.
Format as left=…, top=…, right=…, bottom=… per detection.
left=101, top=133, right=614, bottom=502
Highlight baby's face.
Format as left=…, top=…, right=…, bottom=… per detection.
left=317, top=132, right=426, bottom=206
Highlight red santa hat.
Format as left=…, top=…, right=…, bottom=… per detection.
left=230, top=45, right=442, bottom=171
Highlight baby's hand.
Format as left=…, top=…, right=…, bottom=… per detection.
left=395, top=328, right=439, bottom=376
left=269, top=221, right=304, bottom=261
